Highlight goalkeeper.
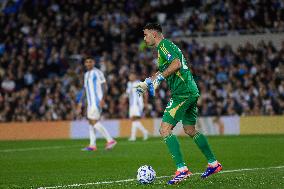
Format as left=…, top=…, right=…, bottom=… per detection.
left=137, top=23, right=222, bottom=185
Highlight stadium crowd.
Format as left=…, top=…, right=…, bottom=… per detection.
left=163, top=0, right=284, bottom=36
left=0, top=0, right=284, bottom=122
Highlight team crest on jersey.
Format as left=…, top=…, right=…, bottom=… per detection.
left=167, top=53, right=172, bottom=61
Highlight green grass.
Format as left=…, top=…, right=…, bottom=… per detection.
left=0, top=135, right=284, bottom=189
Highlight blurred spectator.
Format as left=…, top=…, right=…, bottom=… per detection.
left=0, top=0, right=283, bottom=122
left=1, top=73, right=15, bottom=92
left=164, top=0, right=284, bottom=36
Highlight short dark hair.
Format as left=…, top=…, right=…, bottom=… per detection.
left=143, top=23, right=162, bottom=33
left=84, top=56, right=94, bottom=62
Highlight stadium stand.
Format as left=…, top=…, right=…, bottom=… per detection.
left=0, top=0, right=283, bottom=122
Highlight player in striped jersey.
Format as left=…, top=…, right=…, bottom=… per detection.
left=126, top=72, right=149, bottom=141
left=76, top=57, right=117, bottom=151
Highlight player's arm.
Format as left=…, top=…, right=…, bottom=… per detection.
left=151, top=58, right=181, bottom=81
left=126, top=82, right=131, bottom=97
left=150, top=59, right=181, bottom=89
left=154, top=43, right=180, bottom=79
left=100, top=82, right=107, bottom=108
left=160, top=58, right=181, bottom=78
left=76, top=88, right=85, bottom=115
left=136, top=42, right=180, bottom=96
left=99, top=71, right=107, bottom=109
left=143, top=90, right=149, bottom=111
left=144, top=45, right=180, bottom=95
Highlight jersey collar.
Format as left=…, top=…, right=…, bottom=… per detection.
left=157, top=38, right=166, bottom=50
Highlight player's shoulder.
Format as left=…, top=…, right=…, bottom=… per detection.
left=84, top=70, right=89, bottom=76
left=135, top=80, right=141, bottom=84
left=161, top=38, right=174, bottom=46
left=164, top=38, right=173, bottom=44
left=158, top=39, right=175, bottom=52
left=127, top=80, right=140, bottom=88
left=93, top=67, right=101, bottom=72
left=93, top=67, right=104, bottom=75
left=127, top=80, right=135, bottom=86
left=158, top=39, right=166, bottom=49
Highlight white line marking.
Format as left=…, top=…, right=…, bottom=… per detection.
left=0, top=145, right=81, bottom=152
left=37, top=165, right=284, bottom=189
left=0, top=141, right=163, bottom=153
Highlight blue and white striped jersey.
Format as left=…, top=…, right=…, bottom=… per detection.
left=126, top=80, right=144, bottom=109
left=83, top=68, right=106, bottom=109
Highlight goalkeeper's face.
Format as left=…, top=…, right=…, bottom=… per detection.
left=143, top=29, right=155, bottom=47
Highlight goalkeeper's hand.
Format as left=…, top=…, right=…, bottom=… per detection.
left=145, top=74, right=165, bottom=96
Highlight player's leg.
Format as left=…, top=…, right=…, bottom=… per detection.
left=89, top=107, right=117, bottom=150
left=137, top=106, right=149, bottom=140
left=129, top=106, right=148, bottom=141
left=82, top=119, right=97, bottom=151
left=162, top=98, right=192, bottom=185
left=130, top=117, right=149, bottom=141
left=129, top=106, right=138, bottom=141
left=93, top=122, right=112, bottom=142
left=129, top=117, right=137, bottom=141
left=182, top=97, right=222, bottom=178
left=133, top=117, right=148, bottom=140
left=183, top=125, right=222, bottom=178
left=160, top=122, right=187, bottom=169
left=138, top=120, right=149, bottom=140
left=93, top=121, right=117, bottom=150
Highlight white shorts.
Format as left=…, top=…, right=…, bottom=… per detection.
left=87, top=107, right=101, bottom=120
left=129, top=106, right=143, bottom=118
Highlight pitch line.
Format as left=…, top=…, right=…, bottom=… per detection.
left=37, top=165, right=284, bottom=189
left=0, top=145, right=82, bottom=152
left=0, top=141, right=162, bottom=153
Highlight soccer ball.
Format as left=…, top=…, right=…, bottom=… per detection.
left=137, top=165, right=156, bottom=184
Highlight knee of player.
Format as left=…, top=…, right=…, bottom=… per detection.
left=89, top=119, right=98, bottom=125
left=184, top=126, right=197, bottom=137
left=159, top=128, right=167, bottom=137
left=159, top=127, right=171, bottom=137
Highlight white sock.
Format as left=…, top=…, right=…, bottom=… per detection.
left=134, top=121, right=148, bottom=137
left=88, top=125, right=96, bottom=146
left=130, top=121, right=138, bottom=140
left=94, top=122, right=113, bottom=142
left=208, top=161, right=218, bottom=167
left=177, top=166, right=188, bottom=172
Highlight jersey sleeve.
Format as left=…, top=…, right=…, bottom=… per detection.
left=75, top=88, right=84, bottom=104
left=158, top=41, right=178, bottom=63
left=126, top=82, right=131, bottom=95
left=98, top=70, right=106, bottom=84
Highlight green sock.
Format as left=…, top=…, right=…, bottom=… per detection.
left=164, top=134, right=186, bottom=169
left=193, top=132, right=216, bottom=163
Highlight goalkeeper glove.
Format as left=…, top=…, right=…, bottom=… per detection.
left=145, top=74, right=165, bottom=96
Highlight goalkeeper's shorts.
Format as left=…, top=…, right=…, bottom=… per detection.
left=162, top=96, right=198, bottom=126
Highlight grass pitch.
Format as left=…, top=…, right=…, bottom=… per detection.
left=0, top=135, right=284, bottom=189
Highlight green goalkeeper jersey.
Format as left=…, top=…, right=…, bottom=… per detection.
left=157, top=39, right=199, bottom=97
